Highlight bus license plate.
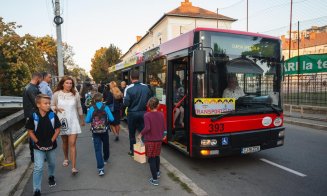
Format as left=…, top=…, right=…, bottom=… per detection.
left=241, top=146, right=261, bottom=154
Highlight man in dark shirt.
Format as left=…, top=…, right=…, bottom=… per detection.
left=23, top=72, right=42, bottom=162
left=23, top=72, right=42, bottom=118
left=123, top=70, right=151, bottom=156
left=25, top=94, right=61, bottom=196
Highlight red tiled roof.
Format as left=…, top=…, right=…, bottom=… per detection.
left=166, top=0, right=236, bottom=21
left=282, top=31, right=327, bottom=50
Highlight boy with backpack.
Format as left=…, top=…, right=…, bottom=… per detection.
left=85, top=92, right=114, bottom=176
left=25, top=94, right=61, bottom=196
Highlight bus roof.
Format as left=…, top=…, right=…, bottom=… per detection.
left=112, top=27, right=280, bottom=72
left=194, top=27, right=280, bottom=40
left=160, top=27, right=280, bottom=56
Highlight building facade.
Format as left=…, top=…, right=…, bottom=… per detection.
left=281, top=25, right=327, bottom=59
left=121, top=0, right=236, bottom=62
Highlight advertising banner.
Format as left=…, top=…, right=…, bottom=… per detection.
left=284, top=54, right=327, bottom=75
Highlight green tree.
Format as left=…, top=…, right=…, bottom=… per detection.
left=0, top=17, right=86, bottom=96
left=0, top=17, right=31, bottom=95
left=104, top=44, right=122, bottom=67
left=90, top=44, right=121, bottom=83
left=90, top=47, right=107, bottom=83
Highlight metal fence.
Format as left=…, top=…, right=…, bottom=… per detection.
left=282, top=73, right=327, bottom=106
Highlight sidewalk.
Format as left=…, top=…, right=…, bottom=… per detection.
left=17, top=124, right=192, bottom=196
left=284, top=110, right=327, bottom=131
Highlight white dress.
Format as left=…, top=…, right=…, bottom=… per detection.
left=52, top=91, right=82, bottom=135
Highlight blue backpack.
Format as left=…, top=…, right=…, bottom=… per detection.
left=32, top=111, right=55, bottom=132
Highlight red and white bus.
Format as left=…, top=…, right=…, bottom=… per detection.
left=110, top=28, right=285, bottom=157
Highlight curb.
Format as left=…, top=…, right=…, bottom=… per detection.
left=284, top=119, right=327, bottom=131
left=160, top=156, right=208, bottom=196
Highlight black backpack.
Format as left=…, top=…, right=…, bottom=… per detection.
left=91, top=104, right=108, bottom=133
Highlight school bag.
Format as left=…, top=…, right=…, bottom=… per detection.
left=91, top=104, right=109, bottom=133
left=32, top=111, right=55, bottom=131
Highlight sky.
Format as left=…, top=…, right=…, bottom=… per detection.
left=1, top=0, right=326, bottom=73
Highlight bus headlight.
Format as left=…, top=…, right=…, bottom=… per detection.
left=274, top=117, right=283, bottom=127
left=278, top=130, right=285, bottom=138
left=201, top=139, right=218, bottom=147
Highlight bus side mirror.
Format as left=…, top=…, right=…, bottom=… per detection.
left=193, top=50, right=206, bottom=73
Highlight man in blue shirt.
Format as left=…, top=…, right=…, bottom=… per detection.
left=123, top=70, right=151, bottom=156
left=39, top=72, right=53, bottom=99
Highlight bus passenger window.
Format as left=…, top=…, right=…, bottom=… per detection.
left=145, top=59, right=166, bottom=103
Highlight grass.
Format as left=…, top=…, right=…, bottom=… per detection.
left=283, top=91, right=327, bottom=106
left=167, top=172, right=193, bottom=194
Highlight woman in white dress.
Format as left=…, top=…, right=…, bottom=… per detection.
left=51, top=76, right=85, bottom=175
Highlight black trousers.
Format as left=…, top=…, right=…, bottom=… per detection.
left=127, top=111, right=145, bottom=153
left=148, top=156, right=160, bottom=180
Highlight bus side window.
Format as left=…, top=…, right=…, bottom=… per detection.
left=145, top=59, right=166, bottom=102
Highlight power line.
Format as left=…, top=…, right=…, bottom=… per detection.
left=237, top=0, right=308, bottom=21
left=261, top=15, right=327, bottom=35
left=219, top=0, right=245, bottom=10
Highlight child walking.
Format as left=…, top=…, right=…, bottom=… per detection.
left=85, top=93, right=114, bottom=176
left=25, top=94, right=61, bottom=196
left=137, top=97, right=166, bottom=186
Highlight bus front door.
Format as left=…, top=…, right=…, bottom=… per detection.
left=167, top=57, right=189, bottom=153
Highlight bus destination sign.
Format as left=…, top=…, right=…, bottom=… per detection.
left=194, top=98, right=235, bottom=115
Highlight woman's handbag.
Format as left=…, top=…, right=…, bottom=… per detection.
left=57, top=111, right=69, bottom=132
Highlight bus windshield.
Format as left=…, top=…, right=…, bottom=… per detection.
left=193, top=31, right=282, bottom=116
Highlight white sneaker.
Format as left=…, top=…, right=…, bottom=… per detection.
left=98, top=170, right=105, bottom=176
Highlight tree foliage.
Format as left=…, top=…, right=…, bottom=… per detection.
left=90, top=44, right=122, bottom=83
left=0, top=17, right=87, bottom=96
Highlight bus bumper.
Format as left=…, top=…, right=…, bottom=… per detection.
left=191, top=127, right=285, bottom=158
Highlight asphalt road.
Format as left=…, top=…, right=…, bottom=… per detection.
left=161, top=123, right=327, bottom=196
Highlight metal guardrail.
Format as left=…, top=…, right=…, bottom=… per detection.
left=0, top=110, right=26, bottom=170
left=0, top=96, right=23, bottom=108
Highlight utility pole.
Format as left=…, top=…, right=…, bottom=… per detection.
left=287, top=0, right=293, bottom=102
left=54, top=0, right=64, bottom=78
left=217, top=8, right=219, bottom=28
left=246, top=0, right=248, bottom=32
left=288, top=0, right=293, bottom=59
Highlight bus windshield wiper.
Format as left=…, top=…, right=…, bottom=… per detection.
left=267, top=104, right=282, bottom=116
left=257, top=103, right=282, bottom=116
left=211, top=113, right=230, bottom=122
left=210, top=110, right=239, bottom=122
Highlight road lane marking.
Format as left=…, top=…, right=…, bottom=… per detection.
left=260, top=158, right=307, bottom=177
